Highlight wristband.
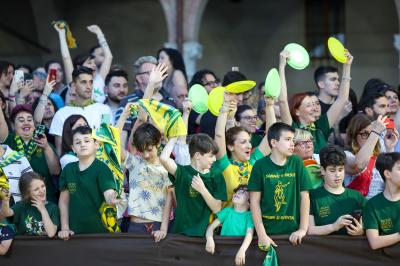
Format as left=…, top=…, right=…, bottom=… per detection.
left=371, top=130, right=381, bottom=136
left=342, top=76, right=352, bottom=81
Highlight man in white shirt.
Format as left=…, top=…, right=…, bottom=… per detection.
left=49, top=67, right=113, bottom=155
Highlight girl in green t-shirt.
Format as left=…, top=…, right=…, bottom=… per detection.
left=0, top=172, right=59, bottom=237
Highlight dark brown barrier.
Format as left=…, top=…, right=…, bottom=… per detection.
left=1, top=234, right=399, bottom=265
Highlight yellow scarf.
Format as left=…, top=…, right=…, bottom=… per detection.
left=52, top=20, right=77, bottom=49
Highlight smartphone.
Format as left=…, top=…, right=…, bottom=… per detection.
left=385, top=118, right=395, bottom=130
left=351, top=209, right=362, bottom=225
left=49, top=68, right=57, bottom=82
left=14, top=70, right=24, bottom=83
left=23, top=73, right=33, bottom=81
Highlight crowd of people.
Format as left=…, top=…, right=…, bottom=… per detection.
left=0, top=22, right=400, bottom=265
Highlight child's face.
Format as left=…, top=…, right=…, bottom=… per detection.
left=321, top=165, right=345, bottom=189
left=196, top=151, right=216, bottom=171
left=141, top=145, right=159, bottom=163
left=229, top=131, right=252, bottom=162
left=29, top=179, right=46, bottom=202
left=232, top=189, right=250, bottom=207
left=72, top=133, right=97, bottom=158
left=385, top=161, right=400, bottom=187
left=271, top=131, right=295, bottom=157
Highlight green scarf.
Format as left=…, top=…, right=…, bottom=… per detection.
left=14, top=136, right=38, bottom=161
left=68, top=99, right=96, bottom=108
left=230, top=159, right=251, bottom=183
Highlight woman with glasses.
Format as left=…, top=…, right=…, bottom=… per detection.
left=278, top=49, right=353, bottom=153
left=293, top=129, right=322, bottom=189
left=344, top=114, right=398, bottom=199
left=234, top=105, right=262, bottom=151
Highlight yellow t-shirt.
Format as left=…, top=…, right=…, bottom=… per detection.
left=212, top=148, right=264, bottom=206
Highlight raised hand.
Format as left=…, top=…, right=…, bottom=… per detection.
left=279, top=50, right=290, bottom=68
left=20, top=80, right=34, bottom=98
left=148, top=63, right=169, bottom=88
left=87, top=25, right=103, bottom=36
left=43, top=79, right=57, bottom=96
left=344, top=49, right=354, bottom=66
left=182, top=98, right=192, bottom=115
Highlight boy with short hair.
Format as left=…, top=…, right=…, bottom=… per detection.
left=205, top=184, right=254, bottom=266
left=364, top=152, right=400, bottom=249
left=160, top=133, right=227, bottom=236
left=248, top=122, right=312, bottom=247
left=58, top=126, right=119, bottom=240
left=308, top=145, right=365, bottom=236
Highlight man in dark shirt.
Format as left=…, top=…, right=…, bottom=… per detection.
left=314, top=66, right=340, bottom=115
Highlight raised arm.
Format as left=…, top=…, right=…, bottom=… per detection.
left=87, top=25, right=113, bottom=80
left=116, top=103, right=134, bottom=161
left=54, top=24, right=74, bottom=84
left=179, top=98, right=192, bottom=145
left=345, top=116, right=386, bottom=175
left=257, top=96, right=275, bottom=156
left=160, top=137, right=178, bottom=176
left=326, top=50, right=353, bottom=127
left=278, top=50, right=293, bottom=125
left=34, top=79, right=56, bottom=124
left=214, top=92, right=237, bottom=160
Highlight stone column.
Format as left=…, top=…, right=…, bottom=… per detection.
left=159, top=0, right=208, bottom=80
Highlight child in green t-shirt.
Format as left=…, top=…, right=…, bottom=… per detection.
left=364, top=152, right=400, bottom=249
left=308, top=145, right=365, bottom=236
left=205, top=185, right=254, bottom=266
left=58, top=126, right=119, bottom=240
left=0, top=172, right=59, bottom=237
left=160, top=133, right=227, bottom=236
left=248, top=122, right=312, bottom=248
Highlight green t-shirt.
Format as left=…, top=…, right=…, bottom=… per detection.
left=292, top=114, right=331, bottom=153
left=363, top=193, right=400, bottom=235
left=59, top=158, right=116, bottom=234
left=310, top=187, right=366, bottom=235
left=9, top=200, right=59, bottom=236
left=248, top=155, right=312, bottom=234
left=250, top=133, right=263, bottom=149
left=4, top=132, right=59, bottom=203
left=169, top=164, right=227, bottom=237
left=217, top=206, right=254, bottom=236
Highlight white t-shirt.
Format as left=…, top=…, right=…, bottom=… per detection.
left=49, top=103, right=113, bottom=137
left=60, top=153, right=79, bottom=170
left=93, top=74, right=106, bottom=103
left=0, top=145, right=32, bottom=202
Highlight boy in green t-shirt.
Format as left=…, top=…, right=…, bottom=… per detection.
left=308, top=145, right=365, bottom=236
left=58, top=126, right=119, bottom=240
left=160, top=133, right=227, bottom=237
left=364, top=152, right=400, bottom=249
left=248, top=122, right=312, bottom=247
left=205, top=185, right=254, bottom=266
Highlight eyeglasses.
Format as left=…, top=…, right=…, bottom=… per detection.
left=358, top=131, right=371, bottom=140
left=241, top=115, right=258, bottom=121
left=295, top=140, right=313, bottom=148
left=202, top=80, right=219, bottom=87
left=235, top=189, right=248, bottom=195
